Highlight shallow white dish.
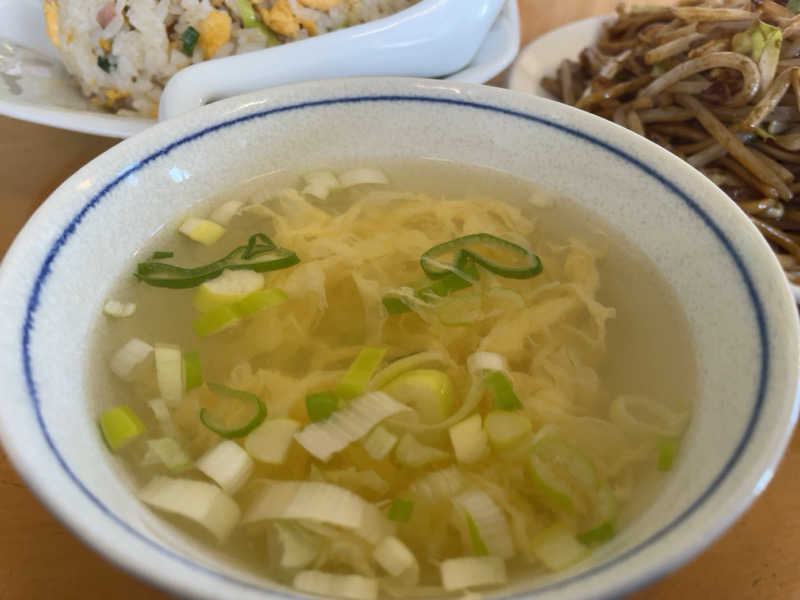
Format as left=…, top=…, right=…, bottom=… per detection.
left=0, top=77, right=798, bottom=600
left=507, top=14, right=800, bottom=303
left=0, top=0, right=519, bottom=138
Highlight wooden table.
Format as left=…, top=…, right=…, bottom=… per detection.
left=1, top=1, right=798, bottom=598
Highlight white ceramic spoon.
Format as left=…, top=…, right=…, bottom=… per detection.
left=158, top=0, right=506, bottom=120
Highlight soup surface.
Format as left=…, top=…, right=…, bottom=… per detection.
left=91, top=161, right=694, bottom=598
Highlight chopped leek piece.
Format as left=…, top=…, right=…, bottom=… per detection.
left=338, top=167, right=389, bottom=187
left=244, top=418, right=300, bottom=464
left=273, top=522, right=319, bottom=569
left=103, top=299, right=136, bottom=318
left=394, top=433, right=450, bottom=467
left=236, top=0, right=259, bottom=27
left=387, top=498, right=414, bottom=522
left=293, top=571, right=378, bottom=600
left=382, top=296, right=412, bottom=314
left=528, top=437, right=598, bottom=514
left=192, top=269, right=264, bottom=313
left=135, top=233, right=299, bottom=289
left=336, top=347, right=387, bottom=401
left=110, top=337, right=153, bottom=380
left=196, top=440, right=254, bottom=495
left=455, top=489, right=514, bottom=558
left=302, top=170, right=340, bottom=200
left=416, top=259, right=479, bottom=300
left=484, top=411, right=532, bottom=449
left=449, top=414, right=489, bottom=464
left=154, top=343, right=183, bottom=408
left=467, top=351, right=509, bottom=377
left=531, top=523, right=589, bottom=571
left=484, top=370, right=522, bottom=411
left=192, top=304, right=241, bottom=337
left=199, top=382, right=267, bottom=438
left=361, top=425, right=398, bottom=460
left=435, top=294, right=482, bottom=326
left=577, top=521, right=615, bottom=545
left=151, top=251, right=173, bottom=260
left=99, top=405, right=145, bottom=451
left=305, top=391, right=339, bottom=422
left=179, top=217, right=226, bottom=246
left=242, top=481, right=393, bottom=544
left=179, top=26, right=200, bottom=56
left=440, top=556, right=507, bottom=591
left=657, top=436, right=679, bottom=471
left=373, top=536, right=419, bottom=583
left=148, top=398, right=181, bottom=440
left=421, top=233, right=542, bottom=280
left=294, top=391, right=411, bottom=461
left=484, top=287, right=525, bottom=316
left=408, top=467, right=466, bottom=502
left=381, top=369, right=455, bottom=425
left=183, top=351, right=203, bottom=391
left=466, top=512, right=489, bottom=556
left=209, top=199, right=243, bottom=225
left=143, top=437, right=192, bottom=472
left=371, top=351, right=449, bottom=390
left=235, top=287, right=287, bottom=317
left=138, top=475, right=240, bottom=542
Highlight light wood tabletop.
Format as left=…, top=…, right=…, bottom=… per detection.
left=1, top=1, right=798, bottom=598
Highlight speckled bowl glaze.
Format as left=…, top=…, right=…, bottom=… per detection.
left=0, top=78, right=797, bottom=600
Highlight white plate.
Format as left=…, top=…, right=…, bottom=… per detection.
left=507, top=14, right=800, bottom=303
left=0, top=0, right=519, bottom=138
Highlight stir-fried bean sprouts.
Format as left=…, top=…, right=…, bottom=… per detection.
left=541, top=0, right=800, bottom=285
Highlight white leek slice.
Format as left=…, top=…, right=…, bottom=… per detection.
left=294, top=571, right=378, bottom=600
left=302, top=170, right=340, bottom=200
left=110, top=338, right=153, bottom=381
left=339, top=168, right=389, bottom=188
left=440, top=556, right=507, bottom=591
left=154, top=343, right=183, bottom=408
left=142, top=437, right=193, bottom=473
left=103, top=299, right=136, bottom=318
left=193, top=269, right=265, bottom=313
left=382, top=369, right=455, bottom=425
left=453, top=489, right=514, bottom=559
left=294, top=391, right=411, bottom=462
left=370, top=351, right=450, bottom=391
left=373, top=536, right=419, bottom=584
left=467, top=351, right=510, bottom=377
left=179, top=217, right=226, bottom=246
left=148, top=398, right=181, bottom=440
left=196, top=440, right=254, bottom=495
left=408, top=466, right=466, bottom=502
left=245, top=418, right=300, bottom=464
left=274, top=522, right=319, bottom=569
left=449, top=414, right=489, bottom=464
left=138, top=475, right=240, bottom=543
left=610, top=394, right=689, bottom=438
left=394, top=433, right=450, bottom=468
left=242, top=481, right=393, bottom=544
left=209, top=199, right=243, bottom=225
left=531, top=523, right=589, bottom=571
left=361, top=425, right=398, bottom=460
left=323, top=467, right=389, bottom=495
left=484, top=411, right=532, bottom=449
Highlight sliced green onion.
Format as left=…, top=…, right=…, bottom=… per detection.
left=97, top=55, right=114, bottom=72
left=236, top=0, right=259, bottom=27
left=336, top=347, right=386, bottom=401
left=530, top=523, right=589, bottom=571
left=449, top=413, right=489, bottom=464
left=305, top=391, right=339, bottom=422
left=135, top=233, right=299, bottom=289
left=183, top=351, right=203, bottom=391
left=361, top=425, right=399, bottom=460
left=528, top=437, right=599, bottom=514
left=440, top=556, right=507, bottom=591
left=381, top=368, right=455, bottom=425
left=99, top=405, right=145, bottom=451
left=371, top=351, right=449, bottom=390
left=151, top=250, right=173, bottom=260
left=193, top=269, right=265, bottom=313
left=192, top=304, right=241, bottom=337
left=155, top=343, right=183, bottom=408
left=199, top=382, right=266, bottom=438
left=382, top=296, right=412, bottom=314
left=434, top=294, right=482, bottom=326
left=484, top=370, right=522, bottom=410
left=658, top=436, right=679, bottom=471
left=394, top=432, right=450, bottom=467
left=484, top=410, right=532, bottom=449
left=416, top=258, right=479, bottom=300
left=373, top=536, right=418, bottom=583
left=235, top=287, right=288, bottom=317
left=142, top=437, right=192, bottom=473
left=577, top=521, right=615, bottom=545
left=387, top=498, right=414, bottom=522
left=258, top=22, right=280, bottom=46
left=180, top=26, right=199, bottom=56
left=245, top=418, right=300, bottom=464
left=421, top=233, right=542, bottom=280
left=466, top=513, right=489, bottom=556
left=196, top=440, right=254, bottom=495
